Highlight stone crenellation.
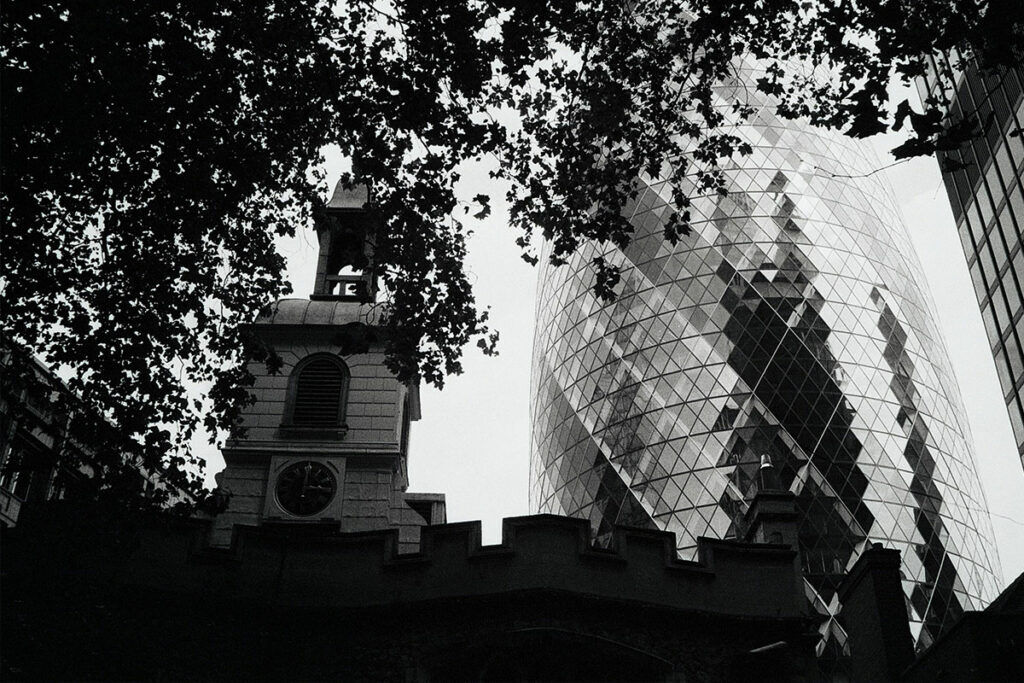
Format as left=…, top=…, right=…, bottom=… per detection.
left=7, top=504, right=806, bottom=620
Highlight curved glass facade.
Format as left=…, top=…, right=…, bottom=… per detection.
left=530, top=63, right=1001, bottom=662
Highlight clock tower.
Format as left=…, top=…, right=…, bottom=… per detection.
left=208, top=181, right=444, bottom=551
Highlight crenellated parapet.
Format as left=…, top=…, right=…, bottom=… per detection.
left=3, top=503, right=820, bottom=681
left=7, top=504, right=805, bottom=620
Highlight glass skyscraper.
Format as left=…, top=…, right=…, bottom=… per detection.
left=918, top=56, right=1024, bottom=471
left=530, top=61, right=1001, bottom=665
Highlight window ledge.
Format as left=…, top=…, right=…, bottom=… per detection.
left=277, top=424, right=349, bottom=441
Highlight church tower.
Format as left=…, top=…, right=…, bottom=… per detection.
left=209, top=181, right=444, bottom=551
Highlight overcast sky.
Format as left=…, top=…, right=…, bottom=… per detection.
left=202, top=137, right=1024, bottom=587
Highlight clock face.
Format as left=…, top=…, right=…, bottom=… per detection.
left=275, top=461, right=337, bottom=517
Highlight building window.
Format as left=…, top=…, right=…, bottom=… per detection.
left=0, top=439, right=50, bottom=501
left=1009, top=400, right=1024, bottom=445
left=281, top=354, right=350, bottom=438
left=0, top=455, right=19, bottom=492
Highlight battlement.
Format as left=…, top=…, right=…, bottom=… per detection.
left=6, top=504, right=805, bottom=620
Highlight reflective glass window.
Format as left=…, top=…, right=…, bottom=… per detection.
left=969, top=260, right=987, bottom=298
left=995, top=142, right=1015, bottom=189
left=945, top=170, right=965, bottom=221
left=982, top=302, right=1000, bottom=344
left=990, top=223, right=1009, bottom=267
left=1009, top=183, right=1024, bottom=225
left=978, top=191, right=995, bottom=228
left=984, top=152, right=1002, bottom=193
left=1005, top=286, right=1022, bottom=325
left=1007, top=341, right=1024, bottom=379
left=995, top=352, right=1013, bottom=393
left=958, top=221, right=975, bottom=254
left=996, top=292, right=1013, bottom=334
left=1006, top=226, right=1021, bottom=257
left=1010, top=404, right=1024, bottom=445
left=967, top=199, right=985, bottom=241
left=980, top=243, right=998, bottom=284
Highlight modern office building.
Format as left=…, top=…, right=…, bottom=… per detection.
left=530, top=60, right=1002, bottom=666
left=917, top=55, right=1024, bottom=471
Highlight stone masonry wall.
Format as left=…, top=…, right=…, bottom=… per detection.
left=2, top=505, right=817, bottom=681
left=208, top=459, right=268, bottom=547
left=231, top=333, right=404, bottom=451
left=341, top=465, right=394, bottom=533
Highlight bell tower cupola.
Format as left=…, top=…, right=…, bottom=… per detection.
left=312, top=182, right=378, bottom=303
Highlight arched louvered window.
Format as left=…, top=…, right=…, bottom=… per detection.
left=283, top=355, right=349, bottom=434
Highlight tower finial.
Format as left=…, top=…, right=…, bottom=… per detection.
left=757, top=454, right=783, bottom=492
